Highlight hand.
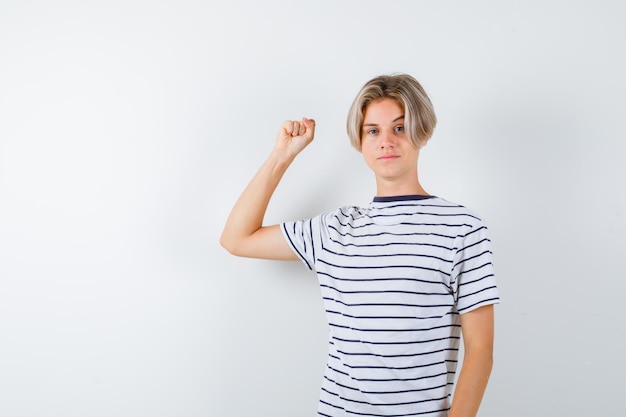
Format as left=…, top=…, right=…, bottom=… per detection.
left=274, top=117, right=316, bottom=159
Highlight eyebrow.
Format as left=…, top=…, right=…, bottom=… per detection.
left=362, top=115, right=405, bottom=126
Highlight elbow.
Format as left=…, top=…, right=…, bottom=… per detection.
left=219, top=233, right=236, bottom=255
left=219, top=233, right=246, bottom=257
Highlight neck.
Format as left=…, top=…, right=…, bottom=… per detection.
left=375, top=176, right=428, bottom=197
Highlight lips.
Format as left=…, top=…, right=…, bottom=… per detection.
left=378, top=154, right=399, bottom=161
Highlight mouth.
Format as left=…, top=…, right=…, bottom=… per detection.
left=378, top=154, right=399, bottom=161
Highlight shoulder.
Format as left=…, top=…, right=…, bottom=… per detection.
left=430, top=197, right=487, bottom=225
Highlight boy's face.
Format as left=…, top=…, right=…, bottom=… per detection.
left=360, top=98, right=420, bottom=186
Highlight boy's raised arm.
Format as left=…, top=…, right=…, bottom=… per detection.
left=220, top=117, right=315, bottom=260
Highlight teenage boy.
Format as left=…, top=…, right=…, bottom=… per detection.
left=221, top=73, right=499, bottom=417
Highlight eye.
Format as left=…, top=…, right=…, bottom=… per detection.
left=366, top=128, right=378, bottom=135
left=394, top=125, right=405, bottom=133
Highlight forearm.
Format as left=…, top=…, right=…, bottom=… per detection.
left=220, top=150, right=294, bottom=256
left=448, top=348, right=493, bottom=417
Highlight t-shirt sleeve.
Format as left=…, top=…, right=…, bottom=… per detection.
left=281, top=216, right=321, bottom=271
left=451, top=218, right=500, bottom=314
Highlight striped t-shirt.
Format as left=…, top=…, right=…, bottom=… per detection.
left=281, top=195, right=500, bottom=417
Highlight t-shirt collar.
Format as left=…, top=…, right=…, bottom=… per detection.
left=372, top=194, right=435, bottom=203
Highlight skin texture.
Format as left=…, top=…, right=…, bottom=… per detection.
left=220, top=106, right=494, bottom=417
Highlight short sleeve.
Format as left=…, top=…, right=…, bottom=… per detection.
left=281, top=216, right=320, bottom=270
left=451, top=219, right=500, bottom=314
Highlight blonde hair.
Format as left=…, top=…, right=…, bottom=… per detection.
left=346, top=74, right=437, bottom=151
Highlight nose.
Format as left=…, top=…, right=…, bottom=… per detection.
left=379, top=129, right=396, bottom=148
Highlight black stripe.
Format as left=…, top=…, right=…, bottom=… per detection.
left=320, top=284, right=451, bottom=297
left=323, top=298, right=454, bottom=311
left=309, top=218, right=315, bottom=263
left=332, top=214, right=473, bottom=231
left=332, top=335, right=460, bottom=346
left=342, top=359, right=446, bottom=370
left=455, top=262, right=491, bottom=279
left=329, top=322, right=458, bottom=333
left=457, top=237, right=491, bottom=254
left=458, top=285, right=498, bottom=300
left=318, top=259, right=450, bottom=275
left=321, top=386, right=449, bottom=407
left=317, top=271, right=450, bottom=287
left=326, top=308, right=458, bottom=321
left=335, top=347, right=458, bottom=359
left=371, top=211, right=480, bottom=220
left=328, top=224, right=458, bottom=241
left=324, top=374, right=448, bottom=393
left=461, top=225, right=488, bottom=239
left=322, top=246, right=452, bottom=264
left=326, top=237, right=453, bottom=252
left=455, top=249, right=492, bottom=268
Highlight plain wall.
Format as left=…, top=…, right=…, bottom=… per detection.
left=1, top=0, right=624, bottom=416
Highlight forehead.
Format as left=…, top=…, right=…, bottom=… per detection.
left=363, top=98, right=404, bottom=123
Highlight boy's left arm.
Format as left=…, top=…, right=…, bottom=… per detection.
left=448, top=304, right=495, bottom=417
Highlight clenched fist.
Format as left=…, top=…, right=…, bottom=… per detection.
left=274, top=117, right=316, bottom=159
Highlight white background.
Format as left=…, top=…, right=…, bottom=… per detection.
left=1, top=1, right=624, bottom=416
